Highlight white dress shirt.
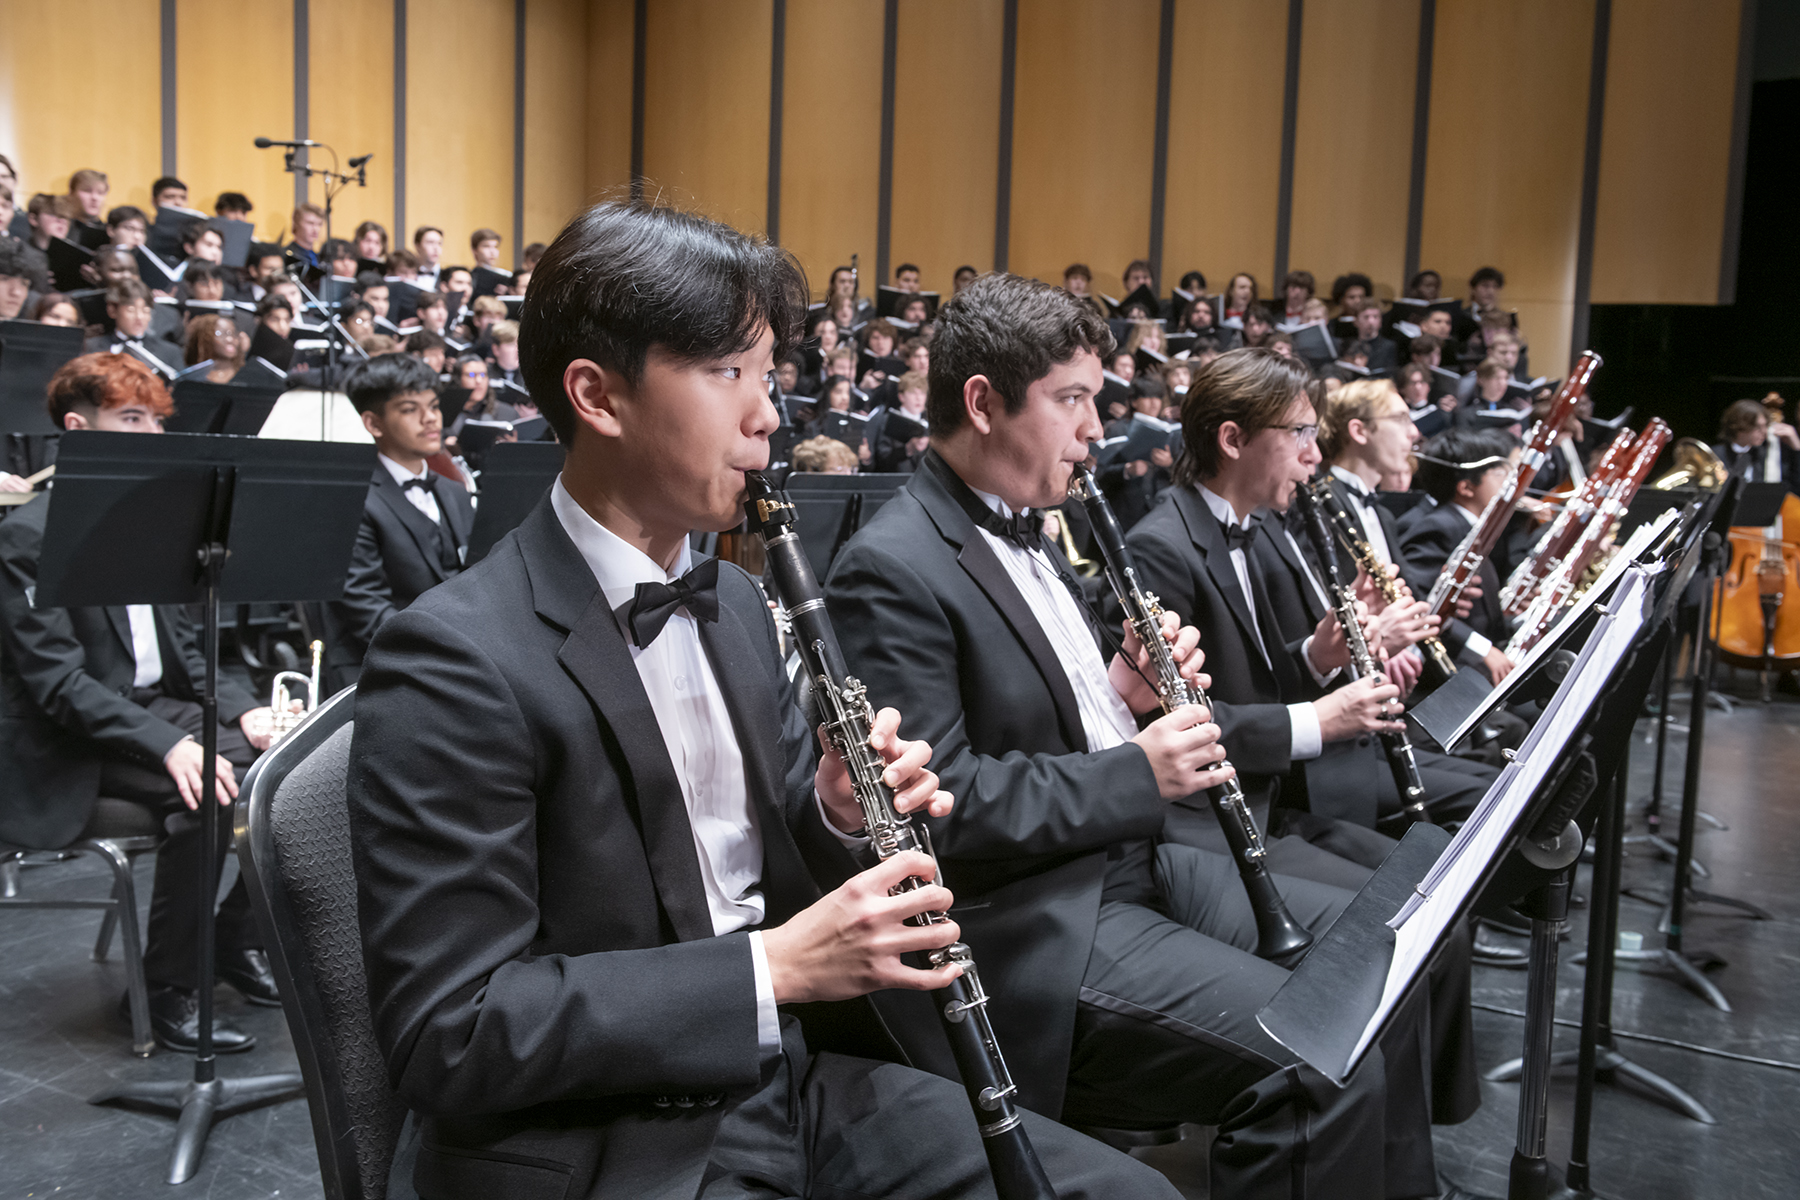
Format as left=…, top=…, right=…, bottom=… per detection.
left=379, top=453, right=444, bottom=525
left=550, top=479, right=780, bottom=1057
left=1447, top=502, right=1494, bottom=657
left=1194, top=486, right=1325, bottom=761
left=967, top=489, right=1139, bottom=751
left=127, top=605, right=163, bottom=688
left=1328, top=465, right=1394, bottom=564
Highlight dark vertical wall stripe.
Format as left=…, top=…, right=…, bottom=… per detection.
left=394, top=0, right=407, bottom=237
left=294, top=0, right=310, bottom=211
left=513, top=0, right=526, bottom=266
left=993, top=0, right=1018, bottom=273
left=874, top=0, right=898, bottom=286
left=1718, top=0, right=1758, bottom=305
left=766, top=0, right=786, bottom=244
left=1570, top=0, right=1611, bottom=359
left=160, top=0, right=177, bottom=176
left=1271, top=0, right=1303, bottom=285
left=629, top=0, right=646, bottom=200
left=1147, top=0, right=1175, bottom=287
left=1403, top=0, right=1435, bottom=286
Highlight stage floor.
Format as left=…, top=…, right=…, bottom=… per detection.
left=3, top=676, right=1796, bottom=1199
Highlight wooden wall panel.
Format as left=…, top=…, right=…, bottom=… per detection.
left=890, top=0, right=1004, bottom=293
left=1419, top=2, right=1595, bottom=377
left=0, top=0, right=163, bottom=213
left=1009, top=0, right=1160, bottom=297
left=1286, top=0, right=1418, bottom=302
left=523, top=0, right=590, bottom=253
left=640, top=0, right=773, bottom=236
left=585, top=0, right=635, bottom=205
left=176, top=0, right=293, bottom=242
left=1590, top=0, right=1743, bottom=305
left=778, top=0, right=883, bottom=298
left=309, top=0, right=396, bottom=247
left=1163, top=0, right=1289, bottom=300
left=406, top=0, right=514, bottom=264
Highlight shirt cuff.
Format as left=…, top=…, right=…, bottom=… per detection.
left=747, top=931, right=782, bottom=1062
left=815, top=789, right=870, bottom=849
left=1288, top=702, right=1324, bottom=761
left=1463, top=630, right=1494, bottom=656
left=1300, top=634, right=1343, bottom=688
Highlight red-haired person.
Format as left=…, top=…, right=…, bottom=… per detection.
left=0, top=354, right=283, bottom=1052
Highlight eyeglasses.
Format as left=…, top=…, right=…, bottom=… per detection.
left=1271, top=422, right=1319, bottom=447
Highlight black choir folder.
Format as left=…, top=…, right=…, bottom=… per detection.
left=1258, top=563, right=1660, bottom=1082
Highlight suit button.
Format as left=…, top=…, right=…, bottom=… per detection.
left=674, top=1095, right=695, bottom=1108
left=700, top=1093, right=722, bottom=1108
left=1358, top=735, right=1371, bottom=747
left=652, top=1095, right=672, bottom=1108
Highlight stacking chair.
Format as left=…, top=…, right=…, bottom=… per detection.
left=236, top=689, right=407, bottom=1200
left=0, top=798, right=165, bottom=1056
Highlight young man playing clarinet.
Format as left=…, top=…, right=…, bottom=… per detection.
left=347, top=202, right=1172, bottom=1200
left=825, top=272, right=1452, bottom=1200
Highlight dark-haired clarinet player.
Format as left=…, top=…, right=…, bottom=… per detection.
left=347, top=202, right=1175, bottom=1200
left=825, top=272, right=1447, bottom=1200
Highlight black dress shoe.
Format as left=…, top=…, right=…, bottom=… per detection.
left=217, top=947, right=282, bottom=1006
left=130, top=986, right=257, bottom=1054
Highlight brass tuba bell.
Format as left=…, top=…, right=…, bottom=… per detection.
left=1650, top=438, right=1726, bottom=491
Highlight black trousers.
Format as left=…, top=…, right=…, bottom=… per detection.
left=97, top=691, right=260, bottom=992
left=1060, top=843, right=1437, bottom=1200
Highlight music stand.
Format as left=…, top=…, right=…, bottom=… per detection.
left=167, top=379, right=286, bottom=436
left=1, top=320, right=83, bottom=476
left=467, top=440, right=565, bottom=563
left=782, top=472, right=909, bottom=573
left=39, top=430, right=374, bottom=1184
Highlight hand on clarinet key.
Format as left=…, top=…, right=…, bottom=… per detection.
left=1373, top=595, right=1437, bottom=656
left=1315, top=675, right=1406, bottom=741
left=1113, top=610, right=1210, bottom=714
left=1386, top=647, right=1422, bottom=698
left=814, top=706, right=952, bottom=835
left=1307, top=600, right=1370, bottom=674
left=1131, top=703, right=1235, bottom=800
left=762, top=851, right=964, bottom=1004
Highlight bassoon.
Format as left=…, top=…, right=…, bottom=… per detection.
left=1067, top=465, right=1314, bottom=965
left=744, top=471, right=1055, bottom=1200
left=1500, top=427, right=1637, bottom=616
left=1425, top=351, right=1601, bottom=626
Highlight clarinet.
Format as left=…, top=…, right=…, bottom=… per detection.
left=1066, top=466, right=1314, bottom=965
left=744, top=472, right=1055, bottom=1200
left=1293, top=482, right=1433, bottom=825
left=1309, top=479, right=1459, bottom=682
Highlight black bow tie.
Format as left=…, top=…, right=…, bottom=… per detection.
left=1223, top=522, right=1258, bottom=553
left=978, top=507, right=1040, bottom=553
left=616, top=557, right=721, bottom=648
left=401, top=477, right=437, bottom=493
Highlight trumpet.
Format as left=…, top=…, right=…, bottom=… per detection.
left=268, top=640, right=323, bottom=743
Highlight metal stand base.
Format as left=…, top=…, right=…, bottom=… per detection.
left=1484, top=1044, right=1716, bottom=1124
left=89, top=1072, right=305, bottom=1183
left=1620, top=833, right=1709, bottom=878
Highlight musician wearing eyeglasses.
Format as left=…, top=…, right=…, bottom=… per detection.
left=825, top=275, right=1447, bottom=1200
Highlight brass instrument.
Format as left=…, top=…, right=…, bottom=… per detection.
left=1048, top=508, right=1102, bottom=578
left=268, top=640, right=323, bottom=743
left=1308, top=479, right=1459, bottom=680
left=1650, top=439, right=1726, bottom=491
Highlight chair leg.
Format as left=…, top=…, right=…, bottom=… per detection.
left=85, top=841, right=155, bottom=1057
left=93, top=875, right=121, bottom=962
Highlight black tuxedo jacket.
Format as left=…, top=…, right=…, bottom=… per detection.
left=349, top=498, right=877, bottom=1200
left=0, top=495, right=256, bottom=848
left=323, top=467, right=475, bottom=675
left=1396, top=499, right=1507, bottom=642
left=1120, top=487, right=1323, bottom=818
left=823, top=458, right=1164, bottom=1117
left=1715, top=440, right=1800, bottom=496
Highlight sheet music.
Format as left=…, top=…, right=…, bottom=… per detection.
left=1348, top=567, right=1652, bottom=1066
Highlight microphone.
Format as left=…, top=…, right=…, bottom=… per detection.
left=347, top=154, right=374, bottom=169
left=255, top=137, right=320, bottom=149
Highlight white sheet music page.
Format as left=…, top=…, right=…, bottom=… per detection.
left=1348, top=567, right=1654, bottom=1066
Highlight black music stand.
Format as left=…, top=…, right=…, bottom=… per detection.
left=467, top=440, right=565, bottom=563
left=782, top=472, right=909, bottom=574
left=167, top=378, right=286, bottom=436
left=39, top=431, right=374, bottom=1184
left=1, top=320, right=83, bottom=476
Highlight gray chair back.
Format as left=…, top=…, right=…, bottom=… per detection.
left=237, top=688, right=405, bottom=1200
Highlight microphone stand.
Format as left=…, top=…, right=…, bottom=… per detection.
left=266, top=141, right=367, bottom=242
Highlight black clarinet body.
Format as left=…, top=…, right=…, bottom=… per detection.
left=743, top=472, right=1055, bottom=1200
left=1293, top=482, right=1432, bottom=825
left=1066, top=466, right=1313, bottom=966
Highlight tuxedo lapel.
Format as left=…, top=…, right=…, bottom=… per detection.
left=1172, top=488, right=1269, bottom=665
left=519, top=502, right=716, bottom=945
left=103, top=606, right=133, bottom=661
left=369, top=469, right=451, bottom=583
left=696, top=597, right=816, bottom=925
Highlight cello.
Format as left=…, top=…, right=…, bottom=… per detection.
left=1713, top=393, right=1800, bottom=697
